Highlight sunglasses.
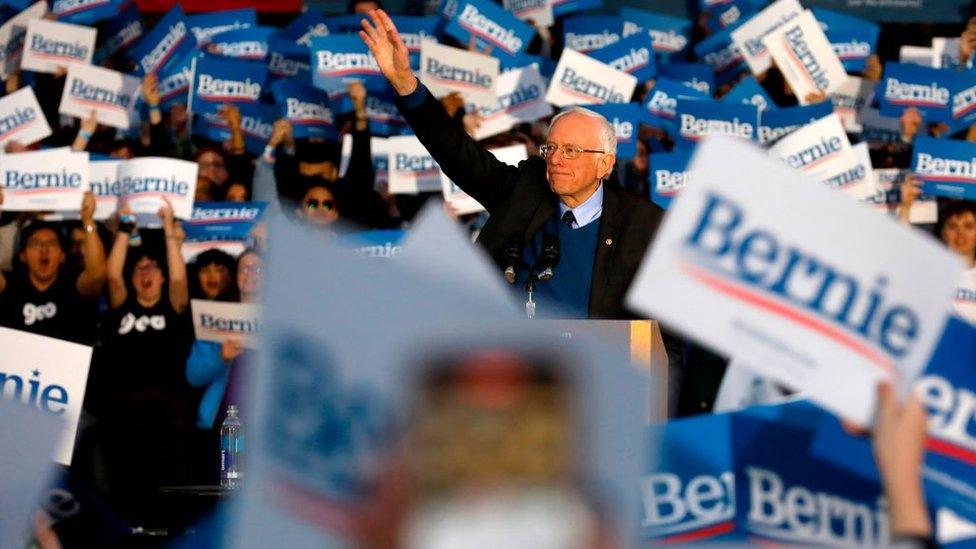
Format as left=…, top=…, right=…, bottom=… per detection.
left=305, top=199, right=336, bottom=211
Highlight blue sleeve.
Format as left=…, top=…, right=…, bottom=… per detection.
left=400, top=79, right=428, bottom=110
left=186, top=340, right=226, bottom=387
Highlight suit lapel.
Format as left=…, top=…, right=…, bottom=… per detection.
left=524, top=196, right=557, bottom=242
left=589, top=186, right=622, bottom=317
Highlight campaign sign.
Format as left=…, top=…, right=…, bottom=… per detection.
left=949, top=72, right=976, bottom=135
left=272, top=78, right=337, bottom=140
left=187, top=8, right=256, bottom=46
left=118, top=156, right=197, bottom=219
left=723, top=75, right=774, bottom=111
left=387, top=135, right=445, bottom=194
left=730, top=0, right=803, bottom=75
left=88, top=159, right=120, bottom=220
left=441, top=170, right=483, bottom=215
left=821, top=141, right=876, bottom=200
left=340, top=135, right=390, bottom=190
left=0, top=148, right=87, bottom=211
left=420, top=41, right=499, bottom=110
left=620, top=8, right=691, bottom=61
left=362, top=93, right=407, bottom=137
left=195, top=102, right=276, bottom=157
left=53, top=0, right=123, bottom=25
left=643, top=77, right=709, bottom=134
left=867, top=168, right=938, bottom=224
left=675, top=99, right=759, bottom=149
left=545, top=48, right=637, bottom=107
left=0, top=86, right=50, bottom=146
left=829, top=75, right=872, bottom=133
left=394, top=16, right=438, bottom=70
left=0, top=326, right=92, bottom=465
left=470, top=65, right=551, bottom=140
left=563, top=15, right=622, bottom=54
left=649, top=148, right=693, bottom=210
left=626, top=136, right=962, bottom=426
left=335, top=229, right=406, bottom=258
left=267, top=37, right=310, bottom=81
left=694, top=27, right=746, bottom=85
left=877, top=62, right=953, bottom=122
left=206, top=26, right=273, bottom=61
left=583, top=103, right=642, bottom=158
left=763, top=11, right=847, bottom=103
left=503, top=0, right=553, bottom=28
left=127, top=4, right=196, bottom=76
left=912, top=136, right=976, bottom=200
left=183, top=201, right=267, bottom=243
left=705, top=0, right=757, bottom=32
left=93, top=4, right=141, bottom=64
left=588, top=33, right=656, bottom=84
left=310, top=35, right=385, bottom=93
left=20, top=18, right=95, bottom=74
left=156, top=51, right=194, bottom=108
left=957, top=270, right=976, bottom=325
left=0, top=1, right=47, bottom=80
left=826, top=27, right=878, bottom=73
left=277, top=11, right=329, bottom=48
left=59, top=63, right=140, bottom=130
left=768, top=113, right=856, bottom=180
left=757, top=101, right=834, bottom=146
left=550, top=0, right=601, bottom=18
left=191, top=300, right=261, bottom=349
left=444, top=0, right=533, bottom=59
left=932, top=37, right=964, bottom=70
left=190, top=54, right=267, bottom=118
left=658, top=62, right=714, bottom=96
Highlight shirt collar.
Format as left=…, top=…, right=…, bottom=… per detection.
left=558, top=184, right=603, bottom=229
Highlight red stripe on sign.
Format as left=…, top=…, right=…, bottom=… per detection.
left=0, top=121, right=36, bottom=141
left=782, top=37, right=820, bottom=94
left=680, top=260, right=897, bottom=375
left=657, top=520, right=735, bottom=544
left=926, top=436, right=976, bottom=466
left=71, top=97, right=128, bottom=113
left=427, top=75, right=490, bottom=93
left=800, top=149, right=842, bottom=173
left=558, top=84, right=601, bottom=103
left=920, top=175, right=976, bottom=184
left=889, top=98, right=945, bottom=108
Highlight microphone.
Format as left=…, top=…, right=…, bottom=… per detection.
left=501, top=237, right=523, bottom=284
left=535, top=233, right=560, bottom=281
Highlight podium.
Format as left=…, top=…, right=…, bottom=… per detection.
left=537, top=319, right=670, bottom=420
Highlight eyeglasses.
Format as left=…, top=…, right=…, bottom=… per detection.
left=539, top=143, right=606, bottom=160
left=305, top=199, right=336, bottom=211
left=240, top=265, right=263, bottom=275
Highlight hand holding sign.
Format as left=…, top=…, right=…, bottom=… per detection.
left=359, top=9, right=417, bottom=96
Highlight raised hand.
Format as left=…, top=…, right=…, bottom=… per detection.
left=359, top=9, right=417, bottom=96
left=80, top=191, right=96, bottom=224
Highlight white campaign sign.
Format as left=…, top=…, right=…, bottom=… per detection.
left=59, top=63, right=140, bottom=130
left=829, top=76, right=872, bottom=133
left=0, top=1, right=47, bottom=80
left=472, top=65, right=552, bottom=140
left=420, top=41, right=499, bottom=110
left=0, top=86, right=51, bottom=146
left=626, top=136, right=962, bottom=426
left=192, top=299, right=261, bottom=348
left=842, top=142, right=877, bottom=200
left=763, top=11, right=846, bottom=103
left=0, top=148, right=88, bottom=211
left=88, top=159, right=121, bottom=221
left=768, top=113, right=854, bottom=180
left=0, top=327, right=92, bottom=465
left=20, top=18, right=96, bottom=74
left=899, top=45, right=934, bottom=67
left=731, top=0, right=803, bottom=75
left=441, top=144, right=528, bottom=215
left=387, top=135, right=445, bottom=195
left=545, top=48, right=637, bottom=107
left=118, top=157, right=198, bottom=219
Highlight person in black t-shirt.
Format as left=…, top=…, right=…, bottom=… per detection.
left=0, top=190, right=106, bottom=344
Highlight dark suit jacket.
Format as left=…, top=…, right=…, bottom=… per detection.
left=397, top=88, right=666, bottom=319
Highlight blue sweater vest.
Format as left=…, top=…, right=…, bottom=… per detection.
left=522, top=217, right=600, bottom=318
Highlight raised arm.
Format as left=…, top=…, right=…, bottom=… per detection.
left=75, top=191, right=107, bottom=299
left=106, top=206, right=132, bottom=309
left=160, top=199, right=189, bottom=314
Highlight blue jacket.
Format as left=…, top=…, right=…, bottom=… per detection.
left=186, top=340, right=229, bottom=429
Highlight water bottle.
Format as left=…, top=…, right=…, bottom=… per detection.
left=220, top=405, right=243, bottom=488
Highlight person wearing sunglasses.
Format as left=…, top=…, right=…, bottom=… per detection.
left=298, top=182, right=341, bottom=227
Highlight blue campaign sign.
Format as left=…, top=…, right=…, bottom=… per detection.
left=562, top=15, right=624, bottom=54
left=184, top=201, right=268, bottom=242
left=194, top=101, right=277, bottom=156
left=392, top=16, right=439, bottom=70
left=675, top=98, right=758, bottom=149
left=693, top=27, right=746, bottom=85
left=877, top=62, right=953, bottom=122
left=190, top=54, right=268, bottom=118
left=443, top=0, right=533, bottom=59
left=620, top=8, right=691, bottom=62
left=267, top=37, right=310, bottom=80
left=588, top=33, right=657, bottom=83
left=582, top=103, right=642, bottom=158
left=335, top=229, right=407, bottom=258
left=324, top=14, right=362, bottom=34
left=912, top=136, right=976, bottom=200
left=207, top=26, right=274, bottom=61
left=551, top=0, right=602, bottom=18
left=156, top=50, right=195, bottom=108
left=127, top=4, right=196, bottom=76
left=704, top=0, right=758, bottom=33
left=811, top=7, right=877, bottom=31
left=53, top=0, right=124, bottom=26
left=499, top=53, right=556, bottom=79
left=309, top=35, right=386, bottom=93
left=271, top=78, right=338, bottom=140
left=649, top=148, right=694, bottom=209
left=722, top=75, right=775, bottom=111
left=276, top=11, right=330, bottom=47
left=364, top=93, right=408, bottom=137
left=643, top=77, right=709, bottom=134
left=826, top=27, right=879, bottom=73
left=758, top=101, right=834, bottom=145
left=93, top=4, right=142, bottom=64
left=659, top=62, right=714, bottom=96
left=949, top=72, right=976, bottom=135
left=187, top=8, right=256, bottom=46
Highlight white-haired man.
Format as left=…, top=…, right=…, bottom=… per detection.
left=360, top=9, right=667, bottom=320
